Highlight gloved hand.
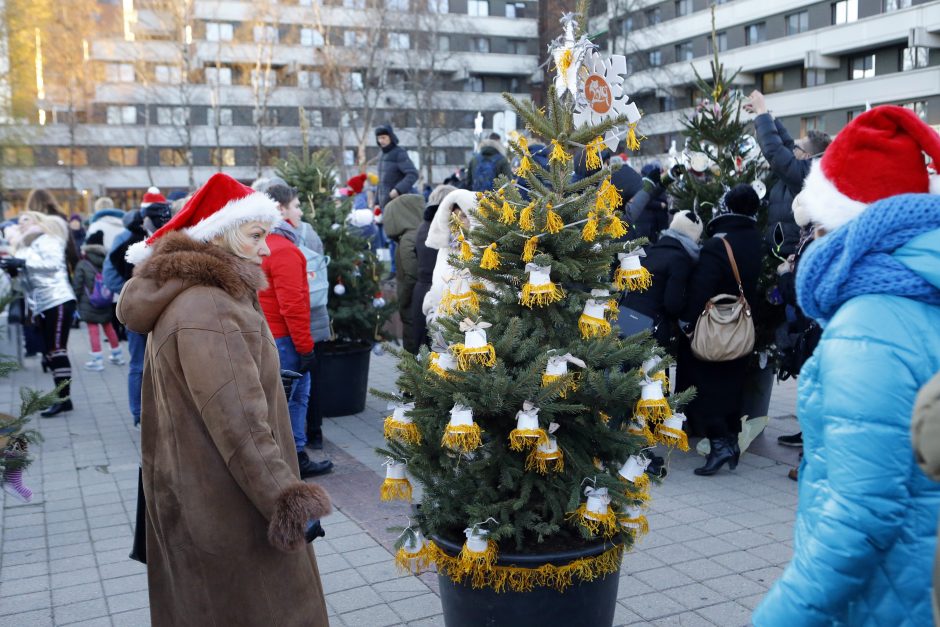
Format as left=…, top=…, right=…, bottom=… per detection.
left=305, top=519, right=326, bottom=543
left=662, top=164, right=685, bottom=187
left=298, top=351, right=317, bottom=374
left=280, top=369, right=302, bottom=398
left=0, top=257, right=26, bottom=277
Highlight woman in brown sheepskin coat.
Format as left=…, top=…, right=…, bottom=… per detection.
left=117, top=174, right=331, bottom=626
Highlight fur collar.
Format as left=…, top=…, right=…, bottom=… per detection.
left=134, top=232, right=266, bottom=299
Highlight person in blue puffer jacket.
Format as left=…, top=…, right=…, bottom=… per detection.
left=754, top=106, right=940, bottom=627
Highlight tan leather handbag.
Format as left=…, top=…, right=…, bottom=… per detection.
left=690, top=238, right=755, bottom=362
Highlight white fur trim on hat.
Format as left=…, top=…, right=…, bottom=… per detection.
left=124, top=240, right=150, bottom=266
left=184, top=192, right=280, bottom=242
left=796, top=161, right=868, bottom=232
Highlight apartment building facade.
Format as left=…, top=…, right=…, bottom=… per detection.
left=590, top=0, right=940, bottom=160
left=0, top=0, right=540, bottom=211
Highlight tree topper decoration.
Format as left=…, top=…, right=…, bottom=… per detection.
left=551, top=13, right=592, bottom=99
left=573, top=51, right=642, bottom=150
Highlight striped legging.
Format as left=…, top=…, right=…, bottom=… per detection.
left=38, top=300, right=76, bottom=401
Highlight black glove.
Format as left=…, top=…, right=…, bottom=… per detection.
left=280, top=369, right=302, bottom=398
left=0, top=257, right=26, bottom=276
left=298, top=351, right=317, bottom=374
left=305, top=520, right=326, bottom=543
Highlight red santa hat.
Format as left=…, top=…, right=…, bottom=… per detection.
left=346, top=173, right=367, bottom=194
left=126, top=173, right=280, bottom=264
left=795, top=105, right=940, bottom=232
left=140, top=187, right=167, bottom=209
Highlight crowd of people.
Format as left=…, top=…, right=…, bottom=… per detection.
left=0, top=100, right=939, bottom=626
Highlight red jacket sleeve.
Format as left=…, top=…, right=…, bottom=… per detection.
left=267, top=244, right=314, bottom=354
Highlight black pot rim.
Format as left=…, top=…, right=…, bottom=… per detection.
left=431, top=534, right=622, bottom=568
left=319, top=340, right=373, bottom=355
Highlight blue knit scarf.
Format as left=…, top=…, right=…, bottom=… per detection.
left=797, top=193, right=940, bottom=325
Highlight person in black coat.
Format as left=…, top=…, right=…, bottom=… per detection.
left=411, top=184, right=456, bottom=350
left=676, top=184, right=764, bottom=476
left=747, top=90, right=830, bottom=259
left=622, top=210, right=703, bottom=349
left=375, top=124, right=419, bottom=210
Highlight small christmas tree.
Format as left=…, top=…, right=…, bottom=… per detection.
left=278, top=144, right=394, bottom=346
left=377, top=14, right=691, bottom=593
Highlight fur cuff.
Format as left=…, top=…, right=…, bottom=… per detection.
left=268, top=483, right=332, bottom=552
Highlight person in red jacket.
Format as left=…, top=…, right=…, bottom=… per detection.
left=259, top=184, right=332, bottom=478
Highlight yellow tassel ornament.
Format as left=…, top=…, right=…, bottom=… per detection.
left=458, top=233, right=472, bottom=261
left=518, top=202, right=535, bottom=231
left=480, top=243, right=501, bottom=270
left=384, top=402, right=421, bottom=444
left=544, top=204, right=564, bottom=234
left=628, top=416, right=657, bottom=445
left=516, top=135, right=529, bottom=153
left=516, top=155, right=533, bottom=177
left=657, top=413, right=689, bottom=451
left=567, top=488, right=619, bottom=538
left=428, top=351, right=458, bottom=379
left=618, top=454, right=652, bottom=499
left=596, top=178, right=623, bottom=212
left=526, top=436, right=564, bottom=473
left=626, top=122, right=642, bottom=152
left=604, top=213, right=628, bottom=238
left=499, top=201, right=516, bottom=225
left=522, top=236, right=538, bottom=262
left=456, top=528, right=498, bottom=588
left=508, top=401, right=547, bottom=451
left=549, top=139, right=571, bottom=164
left=441, top=404, right=483, bottom=453
left=635, top=380, right=672, bottom=422
left=585, top=137, right=606, bottom=170
left=451, top=319, right=496, bottom=369
left=380, top=460, right=413, bottom=501
left=615, top=251, right=653, bottom=291
left=394, top=529, right=431, bottom=574
left=520, top=263, right=564, bottom=308
left=579, top=297, right=612, bottom=339
left=542, top=352, right=586, bottom=398
left=439, top=270, right=480, bottom=315
left=582, top=213, right=598, bottom=242
left=619, top=506, right=650, bottom=536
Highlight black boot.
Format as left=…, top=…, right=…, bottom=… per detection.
left=297, top=451, right=333, bottom=478
left=41, top=400, right=73, bottom=418
left=694, top=437, right=738, bottom=476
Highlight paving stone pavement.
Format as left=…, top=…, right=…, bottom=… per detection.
left=0, top=324, right=800, bottom=626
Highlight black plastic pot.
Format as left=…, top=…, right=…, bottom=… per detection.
left=433, top=535, right=622, bottom=627
left=740, top=364, right=776, bottom=419
left=317, top=341, right=372, bottom=417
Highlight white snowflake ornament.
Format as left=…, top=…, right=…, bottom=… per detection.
left=573, top=51, right=641, bottom=149
left=551, top=13, right=591, bottom=99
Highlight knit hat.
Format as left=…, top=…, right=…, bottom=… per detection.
left=795, top=105, right=940, bottom=232
left=347, top=173, right=367, bottom=194
left=125, top=173, right=279, bottom=264
left=669, top=210, right=703, bottom=242
left=84, top=230, right=104, bottom=247
left=141, top=187, right=167, bottom=209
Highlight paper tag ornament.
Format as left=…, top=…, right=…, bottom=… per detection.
left=384, top=401, right=420, bottom=444
left=526, top=431, right=564, bottom=474
left=619, top=505, right=649, bottom=535
left=428, top=350, right=458, bottom=379
left=635, top=379, right=672, bottom=422
left=441, top=404, right=482, bottom=453
left=394, top=528, right=430, bottom=574
left=509, top=401, right=547, bottom=451
left=451, top=319, right=496, bottom=370
left=615, top=250, right=652, bottom=292
left=568, top=485, right=619, bottom=537
left=380, top=458, right=412, bottom=501
left=440, top=269, right=479, bottom=315
left=542, top=352, right=586, bottom=398
left=520, top=263, right=564, bottom=308
left=657, top=412, right=689, bottom=451
left=618, top=454, right=651, bottom=497
left=573, top=50, right=642, bottom=150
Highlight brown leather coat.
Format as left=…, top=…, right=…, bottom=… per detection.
left=117, top=232, right=331, bottom=627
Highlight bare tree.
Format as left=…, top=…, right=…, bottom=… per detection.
left=248, top=1, right=282, bottom=179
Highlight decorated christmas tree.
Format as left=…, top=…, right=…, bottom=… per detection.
left=376, top=14, right=691, bottom=594
left=278, top=144, right=394, bottom=346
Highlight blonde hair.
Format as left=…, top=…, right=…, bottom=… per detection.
left=20, top=211, right=68, bottom=242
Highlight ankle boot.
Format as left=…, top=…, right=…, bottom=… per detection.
left=41, top=400, right=73, bottom=418
left=729, top=438, right=741, bottom=470
left=694, top=437, right=736, bottom=476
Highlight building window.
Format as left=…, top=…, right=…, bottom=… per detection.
left=253, top=25, right=279, bottom=44
left=850, top=54, right=875, bottom=79
left=621, top=17, right=633, bottom=37
left=386, top=0, right=408, bottom=10
left=105, top=63, right=135, bottom=82
left=348, top=72, right=363, bottom=90
left=847, top=108, right=865, bottom=122
left=344, top=30, right=367, bottom=48
left=832, top=0, right=858, bottom=25
left=154, top=65, right=182, bottom=84
left=205, top=22, right=234, bottom=42
left=156, top=107, right=189, bottom=126
left=250, top=69, right=276, bottom=89
left=1, top=147, right=34, bottom=167
left=297, top=70, right=322, bottom=88
left=343, top=149, right=356, bottom=166
left=57, top=148, right=87, bottom=167
left=675, top=0, right=692, bottom=17
left=902, top=46, right=929, bottom=71
left=675, top=42, right=693, bottom=63
left=108, top=147, right=138, bottom=166
left=467, top=0, right=488, bottom=16
left=472, top=37, right=490, bottom=53
left=800, top=116, right=826, bottom=135
left=760, top=70, right=784, bottom=94
left=428, top=0, right=448, bottom=13
left=707, top=32, right=728, bottom=54
left=159, top=149, right=188, bottom=166
left=437, top=35, right=450, bottom=52
left=466, top=76, right=483, bottom=92
left=306, top=110, right=323, bottom=127
left=210, top=148, right=236, bottom=167
left=645, top=8, right=661, bottom=26
left=803, top=69, right=827, bottom=87
left=207, top=107, right=233, bottom=126
left=745, top=23, right=766, bottom=46
left=508, top=40, right=527, bottom=55
left=300, top=28, right=324, bottom=46
left=434, top=149, right=447, bottom=165
left=902, top=101, right=928, bottom=120
left=263, top=148, right=281, bottom=166
left=505, top=2, right=524, bottom=18
left=883, top=0, right=911, bottom=10
left=106, top=105, right=137, bottom=125
left=785, top=11, right=808, bottom=35
left=388, top=33, right=410, bottom=50
left=648, top=49, right=662, bottom=67
left=343, top=0, right=366, bottom=6
left=205, top=67, right=232, bottom=86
